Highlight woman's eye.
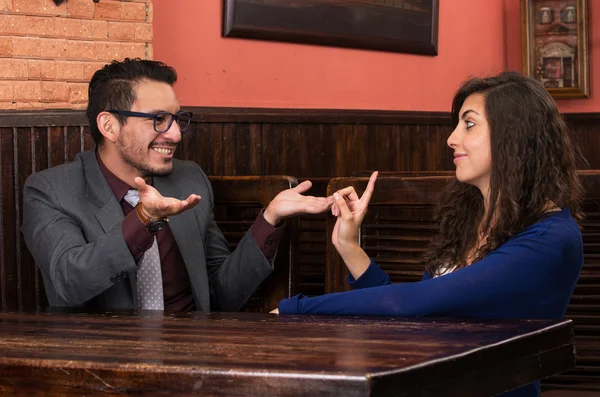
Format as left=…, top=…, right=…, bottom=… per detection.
left=466, top=121, right=475, bottom=129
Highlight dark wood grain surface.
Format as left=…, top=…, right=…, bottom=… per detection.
left=0, top=311, right=575, bottom=397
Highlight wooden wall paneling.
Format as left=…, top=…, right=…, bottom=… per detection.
left=409, top=124, right=427, bottom=171
left=297, top=124, right=317, bottom=178
left=48, top=126, right=66, bottom=169
left=232, top=123, right=249, bottom=175
left=262, top=123, right=277, bottom=175
left=32, top=127, right=49, bottom=174
left=0, top=127, right=16, bottom=310
left=31, top=127, right=50, bottom=308
left=209, top=123, right=224, bottom=176
left=65, top=126, right=83, bottom=164
left=274, top=122, right=291, bottom=176
left=221, top=123, right=237, bottom=175
left=83, top=126, right=95, bottom=152
left=283, top=123, right=301, bottom=177
left=15, top=127, right=34, bottom=310
left=392, top=124, right=409, bottom=171
left=362, top=124, right=378, bottom=174
left=584, top=125, right=600, bottom=169
left=248, top=123, right=262, bottom=175
left=373, top=124, right=390, bottom=172
left=192, top=123, right=212, bottom=172
left=386, top=124, right=399, bottom=171
left=437, top=124, right=455, bottom=170
left=325, top=123, right=339, bottom=177
left=573, top=124, right=591, bottom=169
left=331, top=124, right=347, bottom=177
left=353, top=124, right=368, bottom=173
left=318, top=123, right=336, bottom=176
left=274, top=123, right=302, bottom=177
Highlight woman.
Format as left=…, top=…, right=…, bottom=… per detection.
left=277, top=72, right=585, bottom=397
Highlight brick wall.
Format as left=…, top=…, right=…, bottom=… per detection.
left=0, top=0, right=152, bottom=109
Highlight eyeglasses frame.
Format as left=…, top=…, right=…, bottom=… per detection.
left=107, top=109, right=194, bottom=133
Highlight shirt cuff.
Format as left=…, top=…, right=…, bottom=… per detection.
left=251, top=209, right=285, bottom=260
left=122, top=210, right=154, bottom=261
left=347, top=259, right=391, bottom=289
left=278, top=294, right=304, bottom=314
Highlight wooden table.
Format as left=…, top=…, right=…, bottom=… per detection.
left=0, top=310, right=575, bottom=397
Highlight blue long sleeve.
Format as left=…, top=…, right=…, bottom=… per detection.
left=280, top=208, right=583, bottom=320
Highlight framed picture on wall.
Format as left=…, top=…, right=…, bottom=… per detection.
left=521, top=0, right=590, bottom=99
left=222, top=0, right=439, bottom=56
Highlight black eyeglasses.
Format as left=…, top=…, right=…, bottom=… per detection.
left=107, top=110, right=193, bottom=133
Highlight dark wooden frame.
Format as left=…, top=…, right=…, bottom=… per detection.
left=521, top=0, right=590, bottom=99
left=223, top=0, right=439, bottom=55
left=325, top=175, right=453, bottom=293
left=209, top=176, right=299, bottom=312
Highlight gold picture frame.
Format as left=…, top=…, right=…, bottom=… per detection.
left=521, top=0, right=589, bottom=99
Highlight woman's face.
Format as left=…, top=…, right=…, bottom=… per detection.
left=447, top=93, right=492, bottom=194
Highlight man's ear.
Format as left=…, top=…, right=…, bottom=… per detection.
left=97, top=111, right=120, bottom=144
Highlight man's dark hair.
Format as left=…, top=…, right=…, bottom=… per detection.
left=86, top=58, right=178, bottom=145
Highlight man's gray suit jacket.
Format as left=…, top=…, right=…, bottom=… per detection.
left=22, top=150, right=274, bottom=311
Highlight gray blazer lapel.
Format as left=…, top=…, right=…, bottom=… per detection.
left=79, top=149, right=138, bottom=307
left=154, top=175, right=209, bottom=309
left=80, top=150, right=125, bottom=233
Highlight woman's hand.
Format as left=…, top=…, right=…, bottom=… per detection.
left=331, top=172, right=378, bottom=279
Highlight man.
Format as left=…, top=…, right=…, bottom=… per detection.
left=22, top=58, right=332, bottom=312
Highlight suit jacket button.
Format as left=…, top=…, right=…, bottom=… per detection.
left=110, top=276, right=117, bottom=283
left=266, top=240, right=273, bottom=246
left=121, top=270, right=128, bottom=277
left=136, top=245, right=144, bottom=252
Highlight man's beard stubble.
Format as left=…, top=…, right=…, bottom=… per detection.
left=117, top=134, right=174, bottom=178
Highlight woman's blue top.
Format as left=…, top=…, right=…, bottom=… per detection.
left=279, top=208, right=584, bottom=397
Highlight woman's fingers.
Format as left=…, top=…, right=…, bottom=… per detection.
left=335, top=186, right=359, bottom=202
left=360, top=171, right=378, bottom=205
left=333, top=192, right=353, bottom=220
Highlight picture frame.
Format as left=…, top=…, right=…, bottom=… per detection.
left=222, top=0, right=439, bottom=56
left=521, top=0, right=589, bottom=99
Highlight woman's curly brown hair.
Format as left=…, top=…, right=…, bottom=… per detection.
left=423, top=72, right=586, bottom=276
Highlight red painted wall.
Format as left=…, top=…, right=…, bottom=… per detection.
left=153, top=0, right=598, bottom=113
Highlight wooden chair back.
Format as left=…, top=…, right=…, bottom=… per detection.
left=209, top=175, right=298, bottom=312
left=325, top=175, right=453, bottom=293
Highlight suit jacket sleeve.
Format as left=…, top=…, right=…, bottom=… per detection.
left=22, top=172, right=137, bottom=306
left=194, top=164, right=274, bottom=311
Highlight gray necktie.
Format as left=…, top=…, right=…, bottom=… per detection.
left=123, top=189, right=165, bottom=310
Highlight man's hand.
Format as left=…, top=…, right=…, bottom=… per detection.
left=134, top=177, right=201, bottom=220
left=263, top=180, right=333, bottom=226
